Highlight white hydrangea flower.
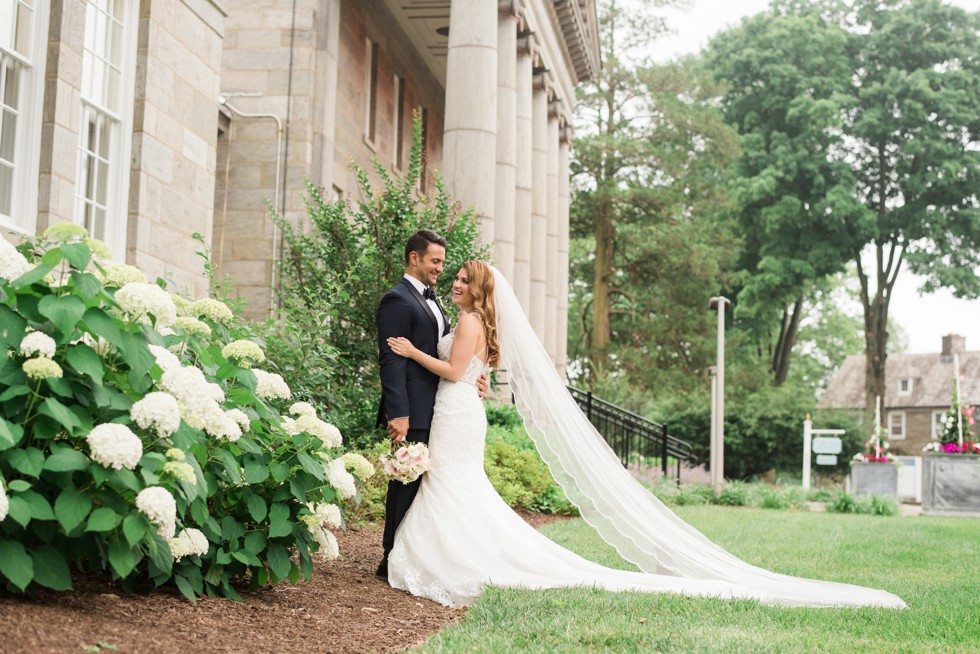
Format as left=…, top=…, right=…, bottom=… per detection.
left=99, top=263, right=147, bottom=287
left=295, top=414, right=342, bottom=449
left=310, top=502, right=342, bottom=529
left=253, top=369, right=291, bottom=400
left=20, top=332, right=56, bottom=358
left=280, top=416, right=300, bottom=436
left=311, top=528, right=339, bottom=561
left=136, top=486, right=177, bottom=539
left=326, top=458, right=357, bottom=500
left=85, top=237, right=112, bottom=261
left=23, top=356, right=64, bottom=380
left=0, top=238, right=31, bottom=282
left=130, top=392, right=181, bottom=438
left=162, top=460, right=196, bottom=484
left=171, top=294, right=192, bottom=316
left=147, top=344, right=181, bottom=372
left=225, top=408, right=251, bottom=433
left=165, top=448, right=186, bottom=461
left=0, top=480, right=8, bottom=522
left=341, top=453, right=375, bottom=480
left=288, top=402, right=317, bottom=417
left=204, top=410, right=242, bottom=442
left=174, top=316, right=212, bottom=337
left=221, top=340, right=265, bottom=367
left=87, top=423, right=143, bottom=470
left=43, top=222, right=88, bottom=243
left=115, top=282, right=177, bottom=328
left=168, top=527, right=210, bottom=561
left=159, top=365, right=226, bottom=431
left=187, top=298, right=233, bottom=323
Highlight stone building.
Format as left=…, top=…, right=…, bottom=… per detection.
left=1, top=0, right=598, bottom=375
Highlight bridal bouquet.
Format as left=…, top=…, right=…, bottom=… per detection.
left=380, top=442, right=430, bottom=484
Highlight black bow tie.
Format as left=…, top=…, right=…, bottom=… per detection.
left=423, top=287, right=437, bottom=302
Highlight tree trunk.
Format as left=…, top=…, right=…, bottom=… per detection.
left=771, top=295, right=804, bottom=386
left=855, top=241, right=902, bottom=429
left=591, top=198, right=613, bottom=376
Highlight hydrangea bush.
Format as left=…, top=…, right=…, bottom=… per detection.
left=0, top=226, right=373, bottom=600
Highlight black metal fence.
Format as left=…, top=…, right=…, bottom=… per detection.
left=567, top=386, right=695, bottom=483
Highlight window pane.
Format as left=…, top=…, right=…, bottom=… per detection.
left=92, top=206, right=105, bottom=240
left=0, top=108, right=16, bottom=161
left=110, top=19, right=122, bottom=66
left=84, top=3, right=96, bottom=53
left=2, top=58, right=19, bottom=108
left=106, top=66, right=120, bottom=111
left=0, top=163, right=12, bottom=215
left=95, top=159, right=108, bottom=205
left=14, top=3, right=32, bottom=56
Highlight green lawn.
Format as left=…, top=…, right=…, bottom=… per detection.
left=413, top=506, right=980, bottom=653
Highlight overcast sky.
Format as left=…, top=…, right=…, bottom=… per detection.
left=651, top=0, right=980, bottom=354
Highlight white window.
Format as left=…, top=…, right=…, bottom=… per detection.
left=0, top=0, right=49, bottom=232
left=931, top=410, right=946, bottom=440
left=888, top=411, right=906, bottom=440
left=74, top=0, right=137, bottom=259
left=898, top=377, right=913, bottom=395
left=363, top=38, right=378, bottom=145
left=392, top=74, right=405, bottom=170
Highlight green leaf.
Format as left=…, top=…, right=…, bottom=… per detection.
left=39, top=397, right=83, bottom=435
left=109, top=468, right=141, bottom=492
left=41, top=247, right=64, bottom=267
left=268, top=503, right=292, bottom=538
left=123, top=513, right=148, bottom=546
left=0, top=417, right=24, bottom=450
left=16, top=490, right=54, bottom=520
left=66, top=344, right=105, bottom=384
left=174, top=574, right=197, bottom=602
left=266, top=543, right=291, bottom=580
left=8, top=447, right=44, bottom=477
left=54, top=487, right=93, bottom=534
left=0, top=305, right=27, bottom=350
left=288, top=561, right=300, bottom=585
left=246, top=494, right=267, bottom=522
left=220, top=516, right=246, bottom=543
left=269, top=461, right=290, bottom=482
left=243, top=457, right=269, bottom=484
left=243, top=531, right=267, bottom=555
left=11, top=261, right=53, bottom=288
left=38, top=294, right=87, bottom=338
left=6, top=479, right=31, bottom=492
left=213, top=449, right=241, bottom=483
left=297, top=451, right=326, bottom=480
left=108, top=538, right=135, bottom=578
left=0, top=541, right=34, bottom=590
left=0, top=385, right=29, bottom=402
left=80, top=308, right=123, bottom=348
left=31, top=545, right=72, bottom=590
left=43, top=444, right=90, bottom=472
left=5, top=496, right=31, bottom=527
left=60, top=242, right=91, bottom=270
left=146, top=535, right=173, bottom=578
left=86, top=507, right=122, bottom=532
left=70, top=271, right=103, bottom=300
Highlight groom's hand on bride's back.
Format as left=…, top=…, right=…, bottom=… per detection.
left=476, top=374, right=489, bottom=399
left=388, top=417, right=409, bottom=443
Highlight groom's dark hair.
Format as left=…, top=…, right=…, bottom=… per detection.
left=405, top=229, right=447, bottom=264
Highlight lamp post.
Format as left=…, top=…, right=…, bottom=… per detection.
left=709, top=296, right=730, bottom=497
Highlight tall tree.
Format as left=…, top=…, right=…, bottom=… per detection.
left=708, top=0, right=980, bottom=415
left=571, top=0, right=739, bottom=394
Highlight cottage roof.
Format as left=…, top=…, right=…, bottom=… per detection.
left=818, top=349, right=980, bottom=410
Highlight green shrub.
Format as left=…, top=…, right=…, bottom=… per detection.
left=268, top=117, right=490, bottom=447
left=0, top=229, right=360, bottom=600
left=484, top=438, right=554, bottom=509
left=857, top=494, right=899, bottom=517
left=714, top=481, right=748, bottom=506
left=341, top=441, right=391, bottom=525
left=486, top=402, right=523, bottom=429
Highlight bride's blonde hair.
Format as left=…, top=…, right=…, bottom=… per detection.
left=462, top=260, right=500, bottom=369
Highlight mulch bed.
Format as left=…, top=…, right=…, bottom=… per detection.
left=0, top=511, right=568, bottom=653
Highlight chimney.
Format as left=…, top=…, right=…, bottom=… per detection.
left=942, top=334, right=966, bottom=356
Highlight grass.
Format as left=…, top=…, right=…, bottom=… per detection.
left=413, top=506, right=980, bottom=653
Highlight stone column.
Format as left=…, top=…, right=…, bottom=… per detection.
left=557, top=129, right=571, bottom=379
left=513, top=36, right=534, bottom=311
left=530, top=74, right=549, bottom=342
left=494, top=2, right=520, bottom=284
left=545, top=102, right=560, bottom=360
left=443, top=0, right=497, bottom=244
left=37, top=0, right=87, bottom=232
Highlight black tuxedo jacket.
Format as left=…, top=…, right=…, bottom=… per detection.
left=376, top=277, right=450, bottom=430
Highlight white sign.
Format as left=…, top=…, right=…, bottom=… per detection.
left=815, top=454, right=838, bottom=466
left=812, top=437, right=843, bottom=454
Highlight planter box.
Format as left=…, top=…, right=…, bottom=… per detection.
left=922, top=454, right=980, bottom=517
left=849, top=462, right=899, bottom=498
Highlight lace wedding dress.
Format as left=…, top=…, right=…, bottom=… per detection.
left=387, top=272, right=906, bottom=610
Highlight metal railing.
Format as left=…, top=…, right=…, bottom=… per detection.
left=567, top=386, right=695, bottom=483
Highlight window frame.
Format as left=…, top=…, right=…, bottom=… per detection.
left=73, top=0, right=138, bottom=261
left=363, top=37, right=379, bottom=148
left=0, top=0, right=49, bottom=234
left=392, top=73, right=405, bottom=171
left=898, top=377, right=913, bottom=396
left=931, top=410, right=946, bottom=440
left=888, top=410, right=906, bottom=441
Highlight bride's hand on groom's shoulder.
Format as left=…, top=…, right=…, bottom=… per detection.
left=387, top=336, right=417, bottom=360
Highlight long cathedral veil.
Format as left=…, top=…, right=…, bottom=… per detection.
left=491, top=267, right=905, bottom=608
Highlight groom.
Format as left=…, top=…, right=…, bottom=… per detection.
left=375, top=230, right=448, bottom=579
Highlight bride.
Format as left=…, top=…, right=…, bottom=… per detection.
left=384, top=261, right=906, bottom=610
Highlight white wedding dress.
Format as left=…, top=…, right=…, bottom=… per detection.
left=388, top=270, right=906, bottom=610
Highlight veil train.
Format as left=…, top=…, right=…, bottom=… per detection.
left=491, top=266, right=905, bottom=609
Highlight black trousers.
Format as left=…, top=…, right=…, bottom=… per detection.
left=379, top=428, right=430, bottom=565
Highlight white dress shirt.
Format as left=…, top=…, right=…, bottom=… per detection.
left=403, top=274, right=446, bottom=336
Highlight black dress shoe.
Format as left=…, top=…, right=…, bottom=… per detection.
left=376, top=561, right=388, bottom=578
